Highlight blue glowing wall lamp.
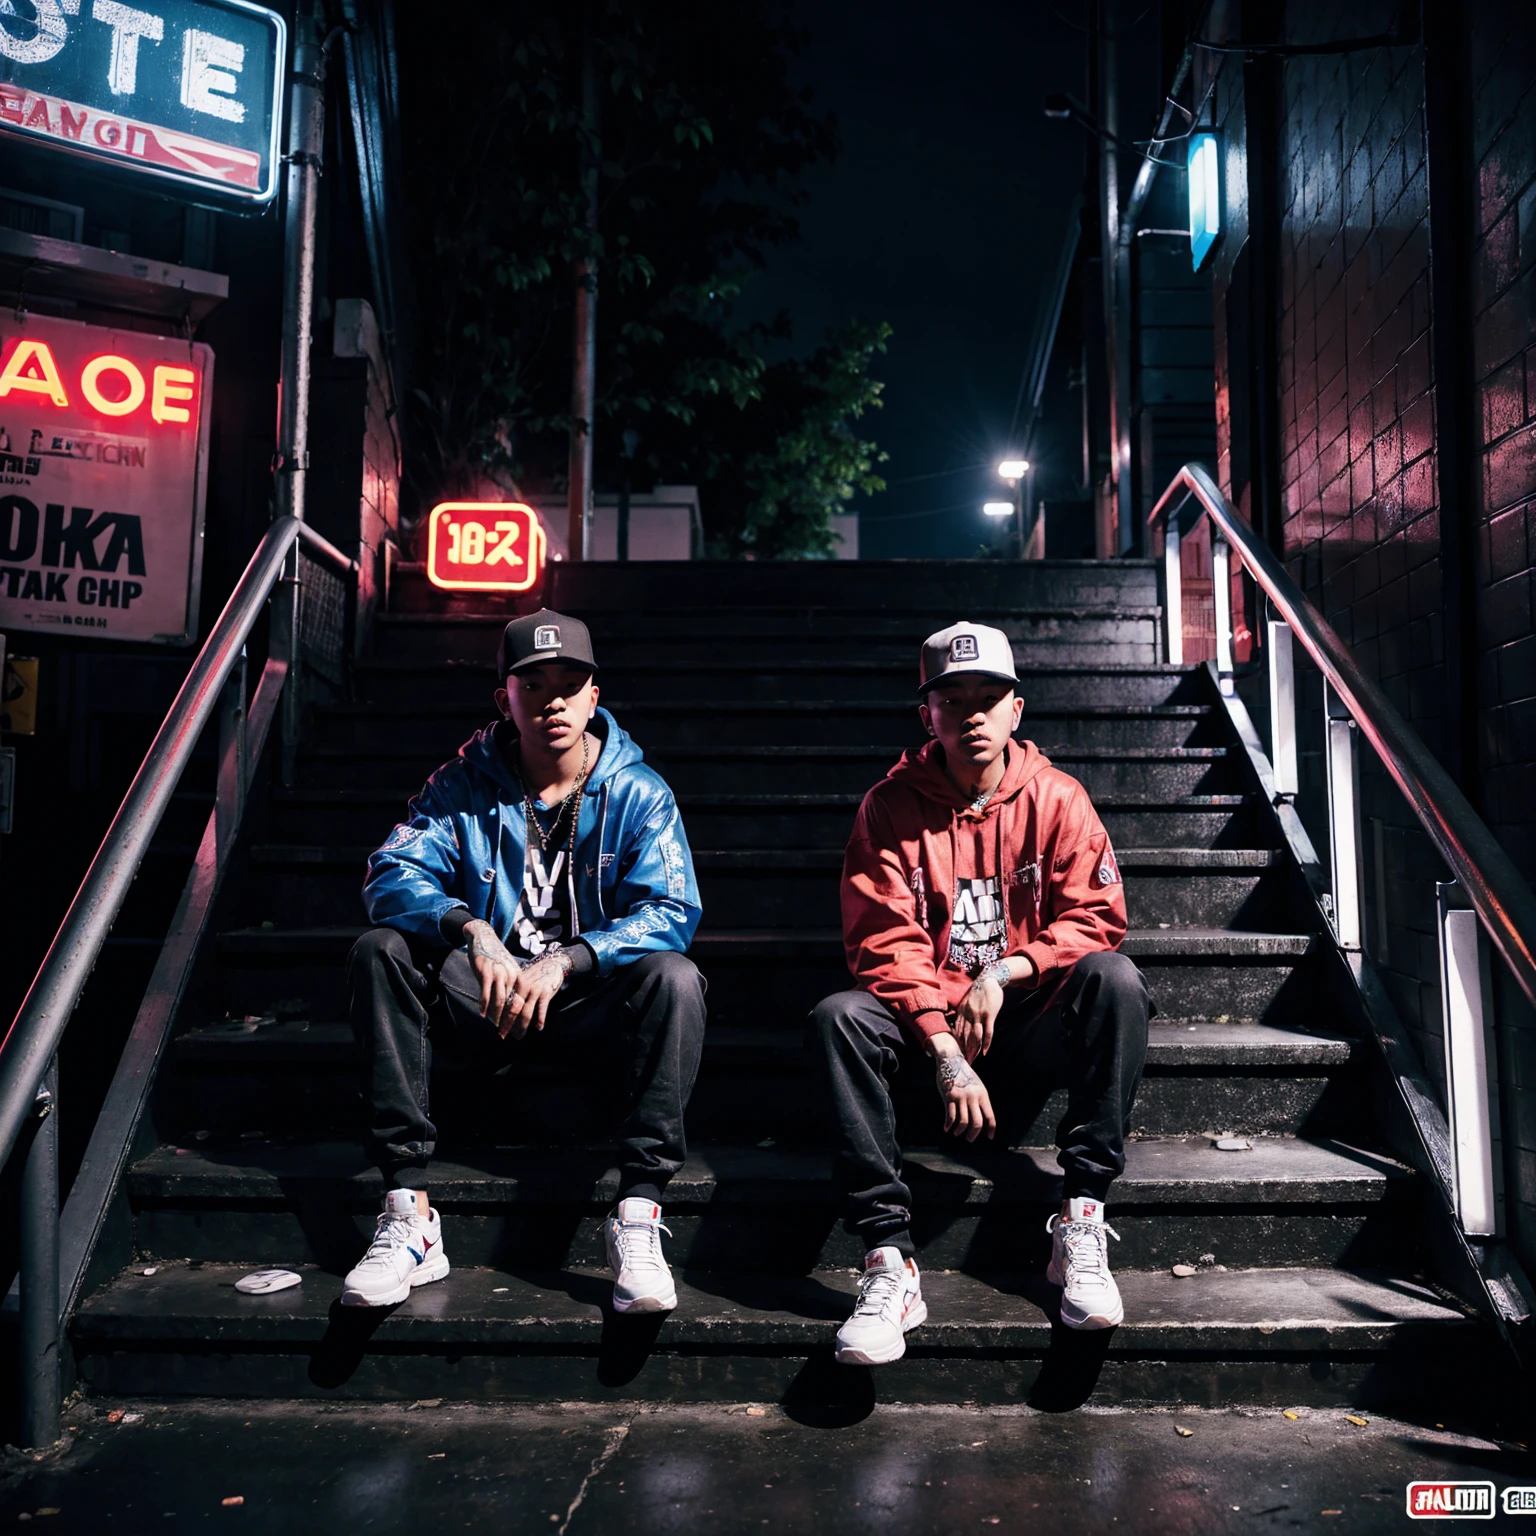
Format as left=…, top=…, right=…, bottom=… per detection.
left=1188, top=131, right=1223, bottom=271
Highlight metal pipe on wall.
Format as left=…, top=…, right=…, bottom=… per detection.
left=567, top=0, right=601, bottom=562
left=275, top=1, right=326, bottom=527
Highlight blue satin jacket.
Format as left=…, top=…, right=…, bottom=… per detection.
left=362, top=707, right=701, bottom=972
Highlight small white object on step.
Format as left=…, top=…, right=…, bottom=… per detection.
left=235, top=1269, right=303, bottom=1295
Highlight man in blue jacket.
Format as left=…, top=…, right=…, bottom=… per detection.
left=343, top=608, right=705, bottom=1315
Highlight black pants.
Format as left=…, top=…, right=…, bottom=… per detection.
left=807, top=949, right=1151, bottom=1256
left=348, top=927, right=707, bottom=1202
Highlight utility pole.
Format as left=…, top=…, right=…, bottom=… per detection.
left=567, top=3, right=600, bottom=562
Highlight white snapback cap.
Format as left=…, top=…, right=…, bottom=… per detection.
left=918, top=620, right=1020, bottom=695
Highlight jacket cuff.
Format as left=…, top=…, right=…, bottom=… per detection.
left=907, top=1008, right=951, bottom=1041
left=439, top=906, right=475, bottom=947
left=566, top=939, right=597, bottom=977
left=1019, top=941, right=1055, bottom=987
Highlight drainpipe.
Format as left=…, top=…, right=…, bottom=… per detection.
left=272, top=0, right=327, bottom=783
left=567, top=1, right=600, bottom=562
left=274, top=1, right=326, bottom=527
left=1096, top=0, right=1121, bottom=560
left=1114, top=36, right=1199, bottom=556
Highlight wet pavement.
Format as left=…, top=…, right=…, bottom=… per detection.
left=1, top=1398, right=1531, bottom=1534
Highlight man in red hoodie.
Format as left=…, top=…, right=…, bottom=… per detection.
left=808, top=620, right=1151, bottom=1364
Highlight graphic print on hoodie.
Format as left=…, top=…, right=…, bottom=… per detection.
left=840, top=735, right=1129, bottom=1039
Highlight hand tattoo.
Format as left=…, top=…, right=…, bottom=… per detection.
left=467, top=924, right=517, bottom=969
left=936, top=1054, right=982, bottom=1092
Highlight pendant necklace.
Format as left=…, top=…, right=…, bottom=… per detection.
left=517, top=733, right=590, bottom=856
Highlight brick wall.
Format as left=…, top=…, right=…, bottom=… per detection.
left=1202, top=1, right=1536, bottom=1261
left=1469, top=0, right=1536, bottom=1260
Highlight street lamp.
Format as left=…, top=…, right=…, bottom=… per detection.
left=982, top=501, right=1014, bottom=517
left=995, top=456, right=1033, bottom=556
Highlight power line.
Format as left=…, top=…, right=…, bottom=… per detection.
left=882, top=461, right=989, bottom=486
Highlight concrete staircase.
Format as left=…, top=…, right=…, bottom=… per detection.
left=70, top=559, right=1483, bottom=1410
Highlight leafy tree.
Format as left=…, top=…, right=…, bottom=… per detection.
left=396, top=0, right=888, bottom=555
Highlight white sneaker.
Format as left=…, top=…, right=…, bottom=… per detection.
left=1046, top=1196, right=1123, bottom=1329
left=341, top=1189, right=450, bottom=1307
left=605, top=1197, right=678, bottom=1314
left=834, top=1247, right=927, bottom=1365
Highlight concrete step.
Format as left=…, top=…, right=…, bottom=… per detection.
left=373, top=606, right=1163, bottom=665
left=242, top=844, right=1292, bottom=931
left=162, top=1015, right=1363, bottom=1143
left=305, top=704, right=1220, bottom=759
left=265, top=784, right=1257, bottom=849
left=354, top=661, right=1202, bottom=709
left=72, top=1261, right=1475, bottom=1408
left=211, top=925, right=1321, bottom=1028
left=120, top=1136, right=1414, bottom=1275
left=294, top=709, right=1225, bottom=788
left=544, top=558, right=1162, bottom=612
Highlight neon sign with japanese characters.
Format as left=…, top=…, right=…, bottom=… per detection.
left=0, top=0, right=285, bottom=203
left=0, top=312, right=213, bottom=644
left=427, top=503, right=546, bottom=594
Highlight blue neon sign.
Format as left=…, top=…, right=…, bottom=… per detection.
left=1188, top=131, right=1221, bottom=271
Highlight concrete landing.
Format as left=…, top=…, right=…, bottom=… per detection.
left=3, top=1399, right=1531, bottom=1535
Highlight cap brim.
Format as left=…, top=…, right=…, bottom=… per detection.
left=504, top=655, right=598, bottom=677
left=917, top=668, right=1019, bottom=697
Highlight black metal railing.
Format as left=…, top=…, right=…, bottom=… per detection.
left=0, top=516, right=356, bottom=1444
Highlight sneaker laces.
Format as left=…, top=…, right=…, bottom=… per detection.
left=362, top=1211, right=416, bottom=1262
left=851, top=1265, right=904, bottom=1318
left=1046, top=1213, right=1120, bottom=1284
left=614, top=1216, right=672, bottom=1272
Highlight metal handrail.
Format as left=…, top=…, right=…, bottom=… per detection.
left=0, top=516, right=354, bottom=1176
left=1148, top=461, right=1536, bottom=1014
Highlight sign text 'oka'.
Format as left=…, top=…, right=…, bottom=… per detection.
left=428, top=503, right=546, bottom=593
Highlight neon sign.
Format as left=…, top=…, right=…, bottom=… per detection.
left=0, top=337, right=200, bottom=427
left=427, top=502, right=546, bottom=593
left=0, top=0, right=285, bottom=204
left=0, top=310, right=213, bottom=646
left=1188, top=131, right=1222, bottom=271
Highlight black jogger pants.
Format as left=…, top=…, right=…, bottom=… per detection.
left=807, top=949, right=1151, bottom=1256
left=348, top=926, right=707, bottom=1202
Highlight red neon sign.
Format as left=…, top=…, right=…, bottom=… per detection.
left=427, top=502, right=546, bottom=593
left=0, top=337, right=201, bottom=427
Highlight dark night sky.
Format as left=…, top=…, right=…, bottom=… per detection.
left=739, top=0, right=1158, bottom=558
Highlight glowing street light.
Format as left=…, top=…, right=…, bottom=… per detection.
left=982, top=501, right=1014, bottom=517
left=997, top=457, right=1029, bottom=480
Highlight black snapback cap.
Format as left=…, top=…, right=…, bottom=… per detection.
left=496, top=608, right=599, bottom=682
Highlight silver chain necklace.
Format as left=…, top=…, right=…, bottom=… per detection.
left=516, top=733, right=590, bottom=856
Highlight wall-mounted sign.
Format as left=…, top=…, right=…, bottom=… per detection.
left=0, top=311, right=213, bottom=644
left=1188, top=131, right=1222, bottom=271
left=428, top=502, right=547, bottom=594
left=0, top=0, right=285, bottom=204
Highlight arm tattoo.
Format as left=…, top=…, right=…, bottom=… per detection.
left=936, top=1054, right=982, bottom=1092
left=972, top=960, right=1011, bottom=993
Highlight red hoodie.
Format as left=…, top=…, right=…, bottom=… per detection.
left=841, top=738, right=1127, bottom=1041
